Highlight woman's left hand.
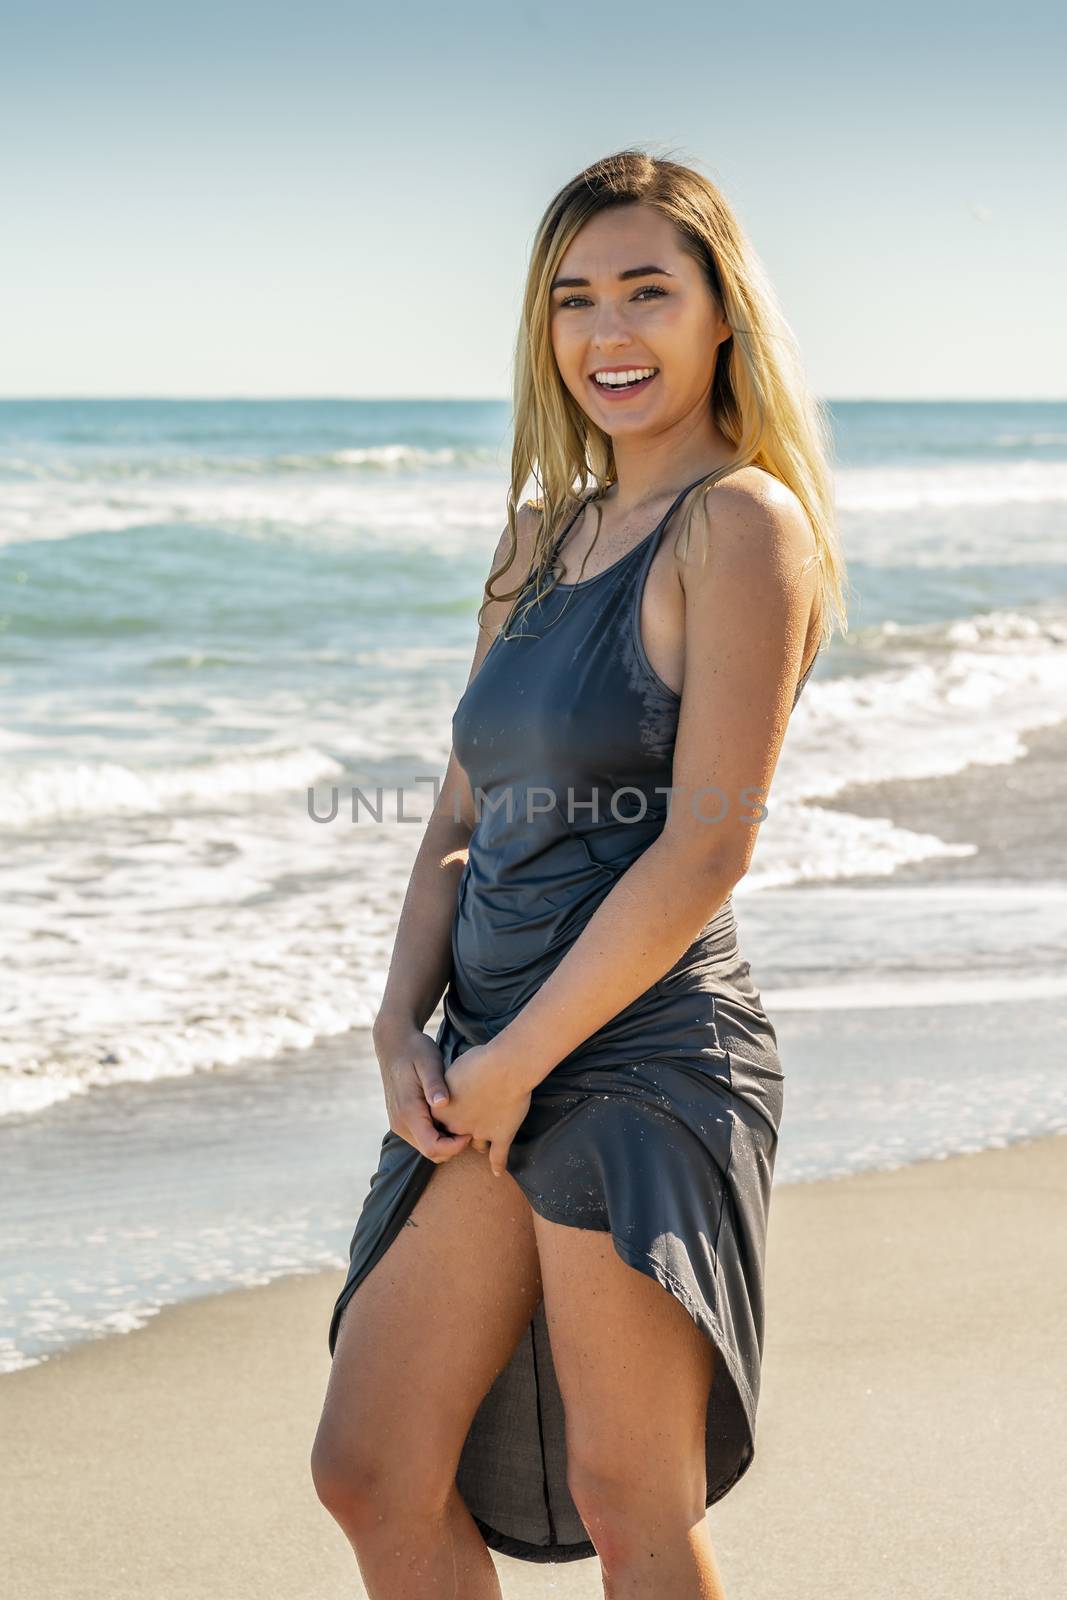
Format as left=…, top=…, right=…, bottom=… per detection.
left=431, top=1042, right=532, bottom=1177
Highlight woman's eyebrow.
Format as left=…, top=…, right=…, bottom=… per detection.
left=550, top=264, right=676, bottom=291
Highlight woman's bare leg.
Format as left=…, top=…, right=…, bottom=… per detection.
left=311, top=1146, right=543, bottom=1599
left=532, top=1214, right=726, bottom=1600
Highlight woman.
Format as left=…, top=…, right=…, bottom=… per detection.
left=312, top=148, right=846, bottom=1598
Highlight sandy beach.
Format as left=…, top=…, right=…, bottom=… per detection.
left=8, top=390, right=1067, bottom=1600
left=3, top=1130, right=1062, bottom=1600
left=806, top=716, right=1067, bottom=888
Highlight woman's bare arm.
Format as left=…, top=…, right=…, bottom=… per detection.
left=372, top=502, right=542, bottom=1049
left=485, top=475, right=822, bottom=1095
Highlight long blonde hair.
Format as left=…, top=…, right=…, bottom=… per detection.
left=482, top=147, right=849, bottom=649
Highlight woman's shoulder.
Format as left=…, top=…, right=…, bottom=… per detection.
left=698, top=461, right=794, bottom=507
left=521, top=491, right=587, bottom=521
left=520, top=492, right=590, bottom=550
left=690, top=463, right=814, bottom=548
left=485, top=498, right=551, bottom=603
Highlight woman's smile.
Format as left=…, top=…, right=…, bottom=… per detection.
left=588, top=365, right=660, bottom=402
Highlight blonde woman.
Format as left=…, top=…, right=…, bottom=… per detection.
left=312, top=148, right=846, bottom=1598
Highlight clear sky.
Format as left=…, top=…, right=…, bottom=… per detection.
left=2, top=0, right=1063, bottom=400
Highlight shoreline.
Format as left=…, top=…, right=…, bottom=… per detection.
left=3, top=1129, right=1063, bottom=1599
left=800, top=716, right=1067, bottom=888
left=4, top=982, right=1066, bottom=1376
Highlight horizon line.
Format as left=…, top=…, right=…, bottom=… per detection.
left=2, top=394, right=1066, bottom=406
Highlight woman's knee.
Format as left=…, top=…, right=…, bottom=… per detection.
left=566, top=1444, right=707, bottom=1566
left=310, top=1423, right=452, bottom=1532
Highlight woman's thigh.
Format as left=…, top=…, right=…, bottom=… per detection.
left=313, top=1146, right=543, bottom=1508
left=531, top=1213, right=713, bottom=1508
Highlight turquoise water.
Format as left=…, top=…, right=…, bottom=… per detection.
left=2, top=398, right=1066, bottom=1369
left=2, top=397, right=1066, bottom=1118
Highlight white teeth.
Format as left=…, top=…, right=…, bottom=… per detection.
left=593, top=367, right=656, bottom=387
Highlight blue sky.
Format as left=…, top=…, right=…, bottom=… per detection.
left=2, top=0, right=1063, bottom=399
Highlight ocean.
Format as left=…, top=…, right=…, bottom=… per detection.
left=2, top=397, right=1065, bottom=1371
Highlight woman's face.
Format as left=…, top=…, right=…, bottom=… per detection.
left=549, top=203, right=731, bottom=440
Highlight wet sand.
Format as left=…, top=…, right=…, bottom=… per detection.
left=2, top=1131, right=1063, bottom=1599
left=804, top=716, right=1067, bottom=886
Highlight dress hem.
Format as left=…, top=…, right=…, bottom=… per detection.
left=328, top=1136, right=763, bottom=1566
left=511, top=1177, right=759, bottom=1439
left=463, top=1179, right=760, bottom=1561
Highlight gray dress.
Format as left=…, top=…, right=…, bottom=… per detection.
left=328, top=469, right=818, bottom=1562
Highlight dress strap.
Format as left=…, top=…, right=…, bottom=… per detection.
left=654, top=470, right=724, bottom=535
left=549, top=466, right=739, bottom=565
left=636, top=466, right=745, bottom=578
left=546, top=499, right=588, bottom=565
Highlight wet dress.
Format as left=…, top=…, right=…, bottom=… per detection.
left=328, top=468, right=819, bottom=1563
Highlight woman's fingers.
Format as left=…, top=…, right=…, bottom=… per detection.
left=405, top=1094, right=471, bottom=1162
left=488, top=1137, right=509, bottom=1178
left=412, top=1054, right=450, bottom=1112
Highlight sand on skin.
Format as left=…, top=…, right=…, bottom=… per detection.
left=1, top=1133, right=1063, bottom=1600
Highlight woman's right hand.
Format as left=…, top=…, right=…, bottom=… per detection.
left=374, top=1019, right=473, bottom=1165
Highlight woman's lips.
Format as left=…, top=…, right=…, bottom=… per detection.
left=588, top=370, right=659, bottom=402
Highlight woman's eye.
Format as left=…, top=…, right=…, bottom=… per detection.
left=557, top=285, right=668, bottom=309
